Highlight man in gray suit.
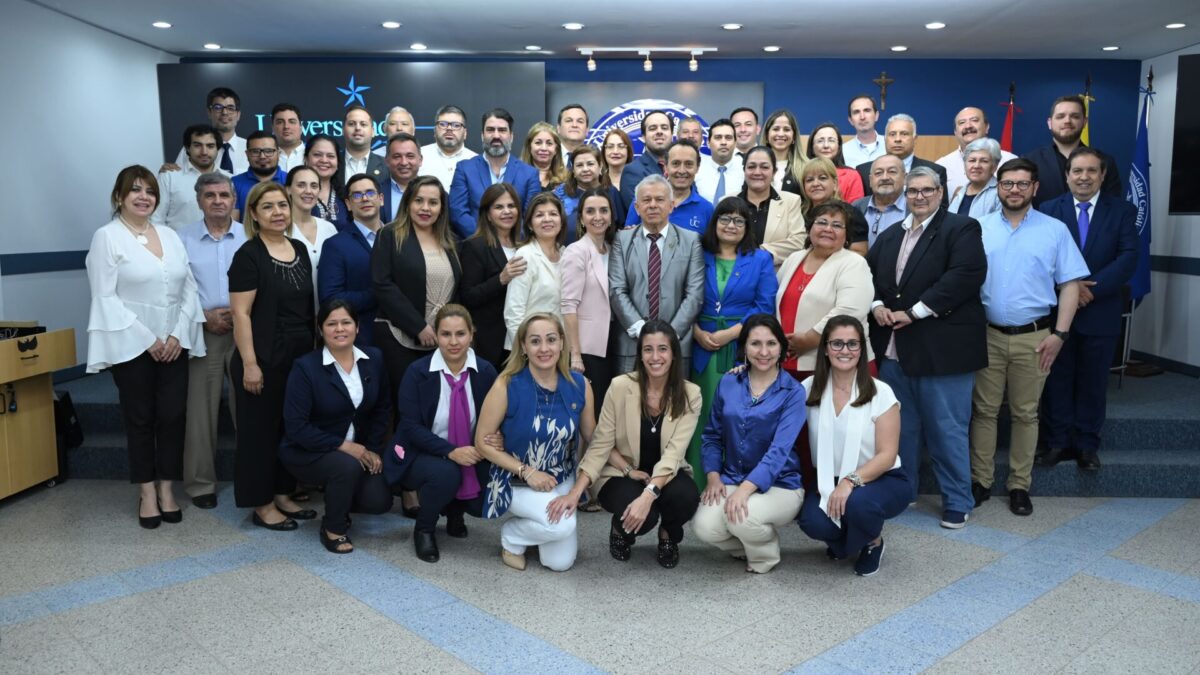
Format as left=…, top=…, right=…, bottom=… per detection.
left=609, top=174, right=705, bottom=375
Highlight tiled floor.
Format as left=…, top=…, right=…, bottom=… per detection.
left=2, top=481, right=1199, bottom=674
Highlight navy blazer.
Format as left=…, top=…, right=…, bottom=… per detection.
left=449, top=155, right=541, bottom=239
left=1023, top=144, right=1122, bottom=208
left=857, top=156, right=949, bottom=208
left=1038, top=193, right=1138, bottom=336
left=383, top=352, right=499, bottom=486
left=457, top=237, right=510, bottom=367
left=318, top=226, right=378, bottom=346
left=618, top=152, right=664, bottom=216
left=279, top=347, right=391, bottom=467
left=694, top=249, right=778, bottom=374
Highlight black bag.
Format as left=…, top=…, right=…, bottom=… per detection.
left=53, top=391, right=83, bottom=482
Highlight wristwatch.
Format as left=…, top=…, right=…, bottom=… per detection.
left=843, top=473, right=864, bottom=488
left=1051, top=329, right=1069, bottom=341
left=644, top=484, right=661, bottom=498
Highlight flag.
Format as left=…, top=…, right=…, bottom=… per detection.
left=1126, top=87, right=1153, bottom=303
left=999, top=83, right=1017, bottom=152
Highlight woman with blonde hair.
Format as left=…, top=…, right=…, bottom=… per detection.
left=521, top=122, right=569, bottom=192
left=798, top=158, right=869, bottom=255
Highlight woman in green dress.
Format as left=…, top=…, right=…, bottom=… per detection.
left=687, top=197, right=779, bottom=488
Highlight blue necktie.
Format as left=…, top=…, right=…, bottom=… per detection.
left=219, top=142, right=234, bottom=173
left=714, top=166, right=727, bottom=202
left=1077, top=202, right=1091, bottom=248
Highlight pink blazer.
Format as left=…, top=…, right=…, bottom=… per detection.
left=560, top=236, right=611, bottom=357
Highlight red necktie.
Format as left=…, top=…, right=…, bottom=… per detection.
left=647, top=233, right=662, bottom=319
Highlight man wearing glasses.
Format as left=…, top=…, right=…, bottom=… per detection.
left=169, top=87, right=248, bottom=174
left=231, top=131, right=287, bottom=218
left=970, top=158, right=1089, bottom=517
left=419, top=105, right=476, bottom=189
left=318, top=174, right=385, bottom=346
left=867, top=166, right=988, bottom=530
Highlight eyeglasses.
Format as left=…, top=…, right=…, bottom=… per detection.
left=828, top=339, right=862, bottom=352
left=350, top=190, right=379, bottom=201
left=436, top=121, right=465, bottom=130
left=904, top=187, right=939, bottom=198
left=717, top=216, right=747, bottom=228
left=208, top=104, right=239, bottom=114
left=811, top=219, right=845, bottom=231
left=998, top=180, right=1034, bottom=191
left=247, top=148, right=278, bottom=157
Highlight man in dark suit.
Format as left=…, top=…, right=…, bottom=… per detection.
left=618, top=110, right=674, bottom=215
left=380, top=133, right=422, bottom=223
left=867, top=166, right=988, bottom=529
left=1023, top=95, right=1122, bottom=208
left=341, top=105, right=387, bottom=188
left=1037, top=147, right=1138, bottom=471
left=319, top=174, right=384, bottom=346
left=449, top=108, right=541, bottom=239
left=856, top=114, right=949, bottom=208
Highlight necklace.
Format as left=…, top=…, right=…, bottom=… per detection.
left=120, top=216, right=151, bottom=245
left=648, top=410, right=666, bottom=434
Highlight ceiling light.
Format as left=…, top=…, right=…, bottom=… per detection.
left=763, top=45, right=780, bottom=53
left=381, top=21, right=401, bottom=29
left=587, top=56, right=596, bottom=72
left=563, top=22, right=584, bottom=30
left=525, top=45, right=541, bottom=51
left=890, top=45, right=908, bottom=52
left=1102, top=46, right=1120, bottom=51
left=410, top=42, right=427, bottom=50
left=643, top=55, right=653, bottom=72
left=925, top=22, right=946, bottom=30
left=203, top=43, right=221, bottom=50
left=152, top=21, right=172, bottom=29
left=689, top=56, right=698, bottom=72
left=1165, top=23, right=1186, bottom=29
left=722, top=23, right=743, bottom=30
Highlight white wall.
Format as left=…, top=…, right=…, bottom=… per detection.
left=1132, top=43, right=1200, bottom=371
left=0, top=1, right=177, bottom=361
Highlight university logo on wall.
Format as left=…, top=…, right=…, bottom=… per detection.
left=586, top=98, right=709, bottom=154
left=256, top=73, right=387, bottom=150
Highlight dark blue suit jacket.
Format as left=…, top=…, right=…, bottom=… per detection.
left=449, top=155, right=541, bottom=239
left=383, top=353, right=499, bottom=487
left=317, top=226, right=378, bottom=346
left=380, top=176, right=404, bottom=225
left=279, top=347, right=391, bottom=467
left=618, top=152, right=664, bottom=216
left=694, top=249, right=778, bottom=374
left=1039, top=193, right=1138, bottom=336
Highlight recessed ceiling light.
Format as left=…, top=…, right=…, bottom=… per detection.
left=410, top=42, right=427, bottom=50
left=562, top=22, right=584, bottom=31
left=1102, top=46, right=1120, bottom=51
left=722, top=23, right=743, bottom=30
left=1165, top=23, right=1186, bottom=29
left=152, top=21, right=172, bottom=29
left=925, top=22, right=946, bottom=30
left=763, top=46, right=780, bottom=53
left=203, top=43, right=221, bottom=50
left=381, top=21, right=401, bottom=29
left=525, top=45, right=542, bottom=51
left=891, top=45, right=908, bottom=52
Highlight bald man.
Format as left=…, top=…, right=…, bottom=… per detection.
left=936, top=106, right=1016, bottom=199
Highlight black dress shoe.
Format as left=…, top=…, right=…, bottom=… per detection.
left=191, top=494, right=217, bottom=509
left=1077, top=452, right=1101, bottom=471
left=252, top=513, right=298, bottom=531
left=445, top=512, right=468, bottom=538
left=277, top=507, right=318, bottom=520
left=971, top=482, right=991, bottom=506
left=1009, top=489, right=1033, bottom=516
left=138, top=498, right=161, bottom=530
left=609, top=527, right=634, bottom=562
left=414, top=529, right=440, bottom=563
left=656, top=538, right=680, bottom=569
left=1036, top=447, right=1076, bottom=467
left=160, top=506, right=182, bottom=524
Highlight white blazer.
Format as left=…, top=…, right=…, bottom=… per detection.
left=502, top=241, right=562, bottom=349
left=775, top=247, right=875, bottom=371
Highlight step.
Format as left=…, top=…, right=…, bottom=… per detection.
left=66, top=432, right=236, bottom=481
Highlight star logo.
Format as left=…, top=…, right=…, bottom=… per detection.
left=336, top=75, right=371, bottom=107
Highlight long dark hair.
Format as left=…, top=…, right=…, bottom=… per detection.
left=304, top=133, right=345, bottom=201
left=472, top=182, right=522, bottom=248
left=634, top=319, right=693, bottom=420
left=806, top=315, right=876, bottom=407
left=701, top=196, right=757, bottom=256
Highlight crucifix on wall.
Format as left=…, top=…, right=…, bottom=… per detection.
left=873, top=71, right=895, bottom=111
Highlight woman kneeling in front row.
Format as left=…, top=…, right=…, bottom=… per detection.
left=557, top=320, right=702, bottom=568
left=693, top=313, right=807, bottom=573
left=798, top=315, right=908, bottom=576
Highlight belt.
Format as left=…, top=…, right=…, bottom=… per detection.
left=988, top=316, right=1051, bottom=335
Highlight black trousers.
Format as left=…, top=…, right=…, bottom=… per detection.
left=582, top=353, right=613, bottom=411
left=598, top=473, right=700, bottom=542
left=231, top=354, right=299, bottom=508
left=375, top=324, right=431, bottom=406
left=285, top=451, right=393, bottom=534
left=110, top=350, right=189, bottom=484
left=400, top=454, right=488, bottom=532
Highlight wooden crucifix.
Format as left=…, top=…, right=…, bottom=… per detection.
left=873, top=71, right=895, bottom=111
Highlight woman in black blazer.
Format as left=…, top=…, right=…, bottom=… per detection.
left=458, top=183, right=527, bottom=368
left=281, top=299, right=393, bottom=554
left=370, top=175, right=462, bottom=393
left=385, top=304, right=499, bottom=563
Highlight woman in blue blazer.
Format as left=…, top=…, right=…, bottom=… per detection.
left=385, top=304, right=499, bottom=563
left=686, top=197, right=779, bottom=488
left=280, top=299, right=393, bottom=554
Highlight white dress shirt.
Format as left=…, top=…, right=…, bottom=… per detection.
left=278, top=143, right=307, bottom=173
left=152, top=163, right=229, bottom=232
left=502, top=242, right=562, bottom=349
left=176, top=135, right=247, bottom=175
left=324, top=345, right=369, bottom=442
left=419, top=143, right=477, bottom=191
left=695, top=155, right=745, bottom=203
left=429, top=348, right=479, bottom=442
left=344, top=151, right=370, bottom=183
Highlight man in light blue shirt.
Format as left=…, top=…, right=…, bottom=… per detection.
left=852, top=154, right=907, bottom=248
left=178, top=172, right=247, bottom=510
left=970, top=158, right=1089, bottom=518
left=841, top=95, right=886, bottom=169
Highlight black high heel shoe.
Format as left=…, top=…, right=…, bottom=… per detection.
left=139, top=498, right=161, bottom=530
left=159, top=498, right=182, bottom=524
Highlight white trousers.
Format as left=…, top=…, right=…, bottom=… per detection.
left=692, top=484, right=803, bottom=573
left=500, top=478, right=578, bottom=571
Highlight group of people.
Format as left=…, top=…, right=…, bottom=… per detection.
left=84, top=86, right=1138, bottom=577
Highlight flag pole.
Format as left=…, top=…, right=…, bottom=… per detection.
left=1124, top=67, right=1162, bottom=378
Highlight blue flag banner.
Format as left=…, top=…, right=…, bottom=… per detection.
left=1127, top=87, right=1153, bottom=304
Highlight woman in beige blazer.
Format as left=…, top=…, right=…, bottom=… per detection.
left=502, top=192, right=566, bottom=350
left=775, top=201, right=875, bottom=376
left=737, top=146, right=807, bottom=268
left=554, top=320, right=702, bottom=568
left=561, top=187, right=617, bottom=408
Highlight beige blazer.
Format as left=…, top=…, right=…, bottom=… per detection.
left=502, top=241, right=561, bottom=349
left=760, top=190, right=807, bottom=269
left=559, top=236, right=610, bottom=357
left=775, top=247, right=875, bottom=371
left=577, top=374, right=702, bottom=495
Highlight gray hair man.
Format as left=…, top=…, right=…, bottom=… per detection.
left=856, top=114, right=949, bottom=208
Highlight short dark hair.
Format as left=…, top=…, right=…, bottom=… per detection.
left=666, top=139, right=701, bottom=162
left=729, top=107, right=759, bottom=124
left=744, top=145, right=777, bottom=170
left=435, top=104, right=467, bottom=121
left=641, top=110, right=672, bottom=137
left=344, top=172, right=380, bottom=192
left=206, top=87, right=240, bottom=107
left=736, top=313, right=788, bottom=368
left=246, top=130, right=277, bottom=145
left=557, top=103, right=588, bottom=126
left=386, top=132, right=421, bottom=152
left=519, top=192, right=567, bottom=247
left=317, top=298, right=358, bottom=327
left=481, top=108, right=514, bottom=130
left=182, top=124, right=219, bottom=150
left=708, top=117, right=735, bottom=136
left=110, top=165, right=159, bottom=216
left=847, top=94, right=877, bottom=116
left=344, top=104, right=371, bottom=120
left=805, top=202, right=855, bottom=250
left=996, top=157, right=1039, bottom=182
left=1067, top=146, right=1106, bottom=172
left=701, top=197, right=757, bottom=256
left=271, top=103, right=301, bottom=120
left=1051, top=94, right=1087, bottom=117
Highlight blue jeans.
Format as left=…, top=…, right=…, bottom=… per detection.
left=879, top=359, right=975, bottom=513
left=797, top=469, right=909, bottom=558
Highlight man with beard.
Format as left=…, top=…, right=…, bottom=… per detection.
left=695, top=118, right=744, bottom=203
left=852, top=154, right=907, bottom=248
left=342, top=104, right=387, bottom=184
left=619, top=110, right=675, bottom=214
left=556, top=104, right=588, bottom=162
left=449, top=107, right=540, bottom=238
left=382, top=133, right=423, bottom=222
left=856, top=115, right=948, bottom=208
left=374, top=107, right=417, bottom=157
left=168, top=87, right=247, bottom=174
left=970, top=158, right=1089, bottom=517
left=1023, top=95, right=1122, bottom=208
left=231, top=131, right=287, bottom=218
left=319, top=173, right=385, bottom=346
left=420, top=105, right=477, bottom=189
left=936, top=106, right=1017, bottom=198
left=626, top=140, right=713, bottom=234
left=272, top=103, right=306, bottom=172
left=154, top=124, right=226, bottom=231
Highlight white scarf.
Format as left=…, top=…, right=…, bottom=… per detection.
left=815, top=376, right=869, bottom=528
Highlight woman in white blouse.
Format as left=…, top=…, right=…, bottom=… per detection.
left=799, top=315, right=909, bottom=577
left=86, top=165, right=207, bottom=529
left=286, top=166, right=338, bottom=290
left=502, top=192, right=566, bottom=350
